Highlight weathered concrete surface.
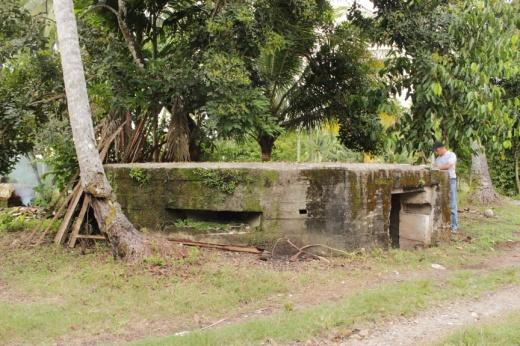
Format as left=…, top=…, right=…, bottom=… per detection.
left=105, top=162, right=451, bottom=252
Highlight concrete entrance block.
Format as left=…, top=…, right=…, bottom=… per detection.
left=399, top=212, right=432, bottom=248
left=401, top=188, right=433, bottom=205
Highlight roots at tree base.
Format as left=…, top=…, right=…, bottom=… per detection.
left=91, top=196, right=149, bottom=261
left=469, top=187, right=501, bottom=204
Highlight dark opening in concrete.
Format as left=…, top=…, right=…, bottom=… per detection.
left=299, top=209, right=308, bottom=215
left=166, top=208, right=263, bottom=228
left=390, top=194, right=401, bottom=248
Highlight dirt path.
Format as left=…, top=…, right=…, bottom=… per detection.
left=345, top=284, right=520, bottom=346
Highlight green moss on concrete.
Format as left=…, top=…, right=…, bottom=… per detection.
left=129, top=167, right=151, bottom=186
left=262, top=170, right=280, bottom=188
left=106, top=171, right=117, bottom=192
left=347, top=171, right=363, bottom=219
left=192, top=169, right=254, bottom=195
left=398, top=170, right=431, bottom=190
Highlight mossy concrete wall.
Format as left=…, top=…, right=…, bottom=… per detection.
left=105, top=162, right=451, bottom=252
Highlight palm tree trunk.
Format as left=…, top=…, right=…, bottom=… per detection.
left=469, top=142, right=500, bottom=203
left=54, top=0, right=147, bottom=261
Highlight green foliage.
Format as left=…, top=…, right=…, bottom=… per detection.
left=2, top=0, right=389, bottom=170
left=489, top=149, right=518, bottom=196
left=192, top=169, right=251, bottom=195
left=0, top=1, right=65, bottom=176
left=489, top=74, right=520, bottom=196
left=202, top=51, right=278, bottom=140
left=204, top=129, right=362, bottom=163
left=379, top=132, right=416, bottom=164
left=354, top=0, right=520, bottom=159
left=298, top=128, right=362, bottom=162
left=202, top=139, right=261, bottom=162
left=129, top=168, right=150, bottom=186
left=198, top=0, right=377, bottom=157
left=32, top=182, right=62, bottom=210
left=33, top=117, right=77, bottom=190
left=0, top=213, right=29, bottom=232
left=0, top=0, right=46, bottom=62
left=0, top=50, right=64, bottom=175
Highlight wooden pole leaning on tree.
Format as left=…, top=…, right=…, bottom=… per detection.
left=23, top=121, right=127, bottom=247
left=53, top=122, right=129, bottom=246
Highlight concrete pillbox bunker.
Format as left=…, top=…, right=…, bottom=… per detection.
left=105, top=162, right=451, bottom=252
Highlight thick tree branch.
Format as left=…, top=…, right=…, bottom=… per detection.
left=83, top=2, right=146, bottom=70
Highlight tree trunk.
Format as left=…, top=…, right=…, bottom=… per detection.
left=188, top=116, right=203, bottom=161
left=26, top=153, right=42, bottom=185
left=54, top=0, right=147, bottom=261
left=258, top=133, right=276, bottom=162
left=117, top=0, right=146, bottom=69
left=162, top=98, right=190, bottom=162
left=469, top=143, right=500, bottom=204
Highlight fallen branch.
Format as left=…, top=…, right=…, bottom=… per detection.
left=174, top=317, right=229, bottom=337
left=292, top=243, right=351, bottom=258
left=167, top=238, right=262, bottom=254
left=271, top=238, right=353, bottom=262
left=28, top=93, right=65, bottom=106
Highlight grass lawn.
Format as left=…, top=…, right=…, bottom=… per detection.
left=135, top=268, right=519, bottom=346
left=438, top=312, right=520, bottom=346
left=0, top=199, right=519, bottom=345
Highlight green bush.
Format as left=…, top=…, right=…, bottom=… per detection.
left=203, top=129, right=363, bottom=163
left=32, top=182, right=62, bottom=210
left=201, top=139, right=261, bottom=162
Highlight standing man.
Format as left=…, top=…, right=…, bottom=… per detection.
left=433, top=141, right=458, bottom=233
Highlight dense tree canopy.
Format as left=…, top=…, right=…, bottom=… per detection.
left=351, top=0, right=519, bottom=158
left=1, top=0, right=520, bottom=197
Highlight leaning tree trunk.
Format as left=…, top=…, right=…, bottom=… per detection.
left=54, top=0, right=147, bottom=261
left=469, top=142, right=500, bottom=204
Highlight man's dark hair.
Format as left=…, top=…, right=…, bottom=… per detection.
left=432, top=141, right=445, bottom=151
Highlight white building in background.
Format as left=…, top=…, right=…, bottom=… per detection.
left=6, top=156, right=47, bottom=205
